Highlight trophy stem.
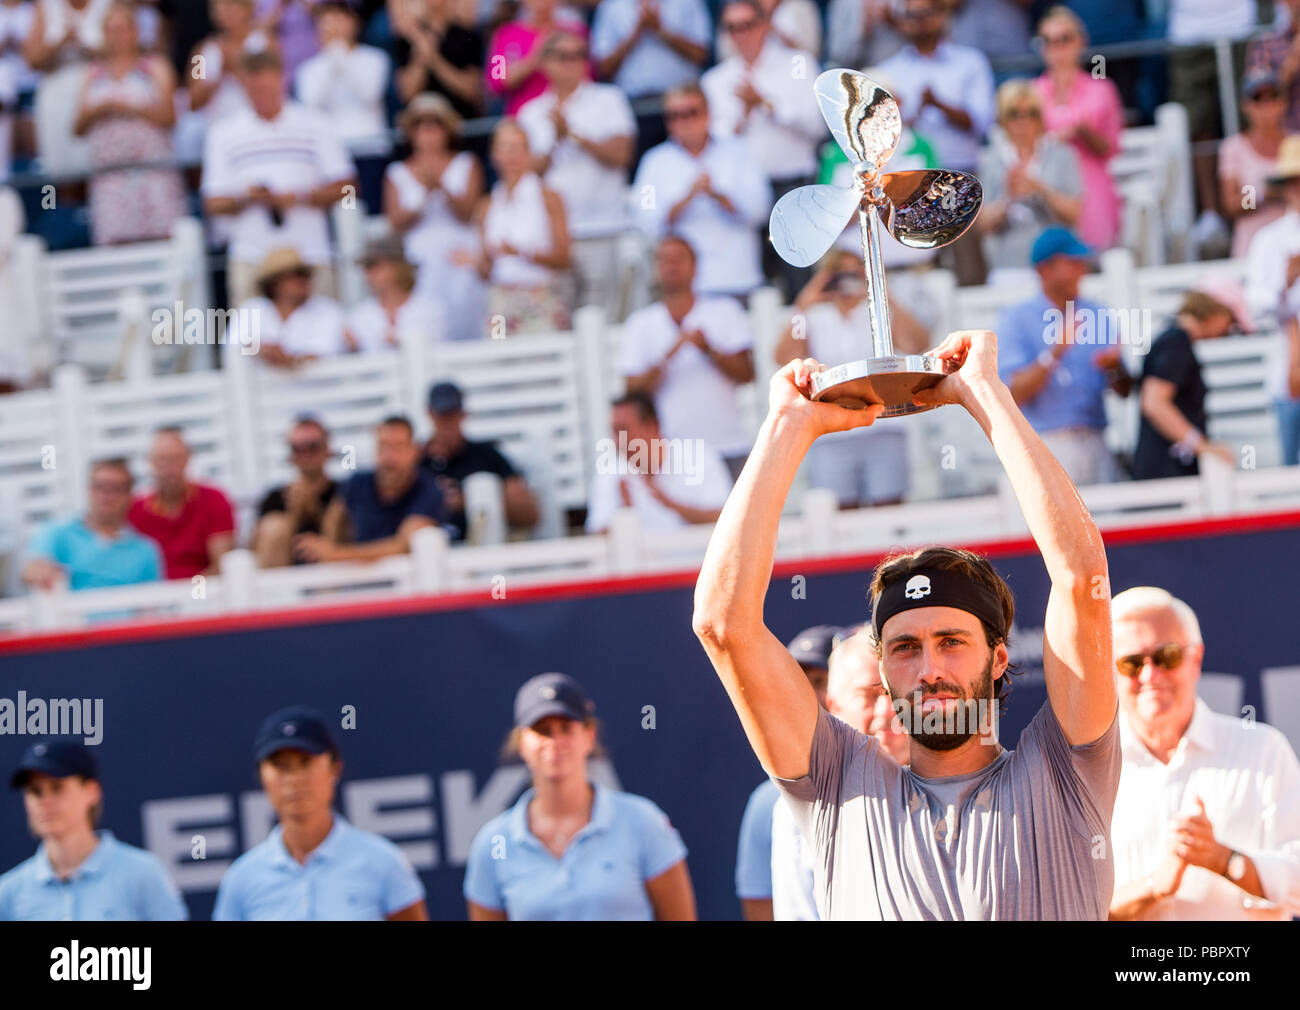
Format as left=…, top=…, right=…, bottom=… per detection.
left=858, top=203, right=894, bottom=360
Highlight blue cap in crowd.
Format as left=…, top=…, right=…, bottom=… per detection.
left=1030, top=226, right=1092, bottom=266
left=514, top=673, right=593, bottom=730
left=427, top=381, right=464, bottom=414
left=786, top=625, right=842, bottom=668
left=253, top=705, right=338, bottom=763
left=10, top=739, right=99, bottom=789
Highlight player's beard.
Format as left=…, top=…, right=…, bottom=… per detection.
left=899, top=653, right=996, bottom=752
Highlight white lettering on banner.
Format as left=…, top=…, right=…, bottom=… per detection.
left=142, top=760, right=623, bottom=892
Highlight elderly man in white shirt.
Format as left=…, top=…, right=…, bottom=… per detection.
left=632, top=82, right=772, bottom=299
left=1108, top=586, right=1300, bottom=921
left=620, top=235, right=756, bottom=479
left=585, top=389, right=733, bottom=534
left=202, top=48, right=357, bottom=307
left=228, top=247, right=348, bottom=367
left=591, top=0, right=712, bottom=101
left=519, top=31, right=637, bottom=318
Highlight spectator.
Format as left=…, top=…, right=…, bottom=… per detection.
left=518, top=30, right=635, bottom=317
left=252, top=417, right=339, bottom=568
left=703, top=0, right=821, bottom=297
left=735, top=623, right=835, bottom=921
left=214, top=705, right=428, bottom=920
left=978, top=79, right=1082, bottom=277
left=774, top=248, right=931, bottom=507
left=590, top=0, right=710, bottom=102
left=464, top=673, right=696, bottom=920
left=996, top=228, right=1133, bottom=487
left=825, top=0, right=904, bottom=70
left=423, top=380, right=540, bottom=541
left=254, top=0, right=323, bottom=78
left=179, top=0, right=270, bottom=164
left=295, top=415, right=447, bottom=561
left=948, top=0, right=1030, bottom=63
left=345, top=234, right=444, bottom=351
left=201, top=47, right=356, bottom=306
left=384, top=92, right=486, bottom=342
left=22, top=458, right=163, bottom=592
left=1166, top=0, right=1263, bottom=252
left=879, top=0, right=993, bottom=284
left=484, top=0, right=586, bottom=116
left=1108, top=587, right=1300, bottom=920
left=1246, top=0, right=1300, bottom=132
left=128, top=427, right=237, bottom=580
left=584, top=390, right=732, bottom=534
left=631, top=82, right=771, bottom=299
left=24, top=0, right=113, bottom=177
left=0, top=741, right=187, bottom=921
left=718, top=0, right=819, bottom=59
left=477, top=118, right=573, bottom=335
left=0, top=0, right=36, bottom=183
left=0, top=183, right=28, bottom=391
left=391, top=0, right=485, bottom=118
left=1219, top=70, right=1288, bottom=260
left=73, top=3, right=185, bottom=246
left=295, top=0, right=391, bottom=214
left=230, top=246, right=348, bottom=365
left=621, top=235, right=755, bottom=480
left=1132, top=289, right=1239, bottom=481
left=1032, top=6, right=1124, bottom=252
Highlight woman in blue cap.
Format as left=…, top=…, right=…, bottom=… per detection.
left=0, top=739, right=187, bottom=920
left=213, top=705, right=428, bottom=921
left=464, top=674, right=696, bottom=920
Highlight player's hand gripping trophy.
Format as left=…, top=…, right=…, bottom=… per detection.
left=769, top=69, right=983, bottom=415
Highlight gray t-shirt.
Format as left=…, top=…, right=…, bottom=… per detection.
left=773, top=699, right=1121, bottom=920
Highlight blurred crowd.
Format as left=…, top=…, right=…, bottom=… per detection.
left=4, top=0, right=1300, bottom=597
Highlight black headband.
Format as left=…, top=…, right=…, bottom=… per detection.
left=871, top=569, right=1007, bottom=642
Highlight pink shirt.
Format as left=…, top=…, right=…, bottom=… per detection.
left=1219, top=132, right=1288, bottom=260
left=485, top=19, right=590, bottom=116
left=1034, top=69, right=1124, bottom=250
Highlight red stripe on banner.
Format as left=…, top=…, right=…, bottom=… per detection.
left=2, top=508, right=1298, bottom=656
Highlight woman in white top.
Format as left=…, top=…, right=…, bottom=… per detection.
left=345, top=234, right=444, bottom=353
left=477, top=118, right=573, bottom=336
left=24, top=0, right=113, bottom=175
left=384, top=91, right=486, bottom=341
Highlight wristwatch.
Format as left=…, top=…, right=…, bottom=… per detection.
left=1224, top=850, right=1247, bottom=881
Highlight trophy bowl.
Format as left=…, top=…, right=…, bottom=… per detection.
left=810, top=355, right=955, bottom=416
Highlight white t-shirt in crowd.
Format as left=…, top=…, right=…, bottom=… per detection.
left=201, top=101, right=355, bottom=266
left=585, top=438, right=733, bottom=533
left=295, top=41, right=391, bottom=156
left=518, top=81, right=636, bottom=238
left=1167, top=0, right=1258, bottom=44
left=229, top=295, right=348, bottom=360
left=619, top=296, right=755, bottom=457
left=345, top=293, right=445, bottom=353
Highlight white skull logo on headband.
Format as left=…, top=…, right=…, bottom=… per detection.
left=904, top=574, right=932, bottom=600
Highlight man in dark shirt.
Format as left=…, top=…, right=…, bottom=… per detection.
left=254, top=417, right=340, bottom=567
left=295, top=415, right=445, bottom=561
left=424, top=382, right=539, bottom=540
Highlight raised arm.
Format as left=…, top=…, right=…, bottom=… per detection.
left=692, top=360, right=884, bottom=778
left=913, top=330, right=1116, bottom=745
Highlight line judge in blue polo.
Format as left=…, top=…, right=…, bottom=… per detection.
left=213, top=705, right=427, bottom=921
left=0, top=740, right=187, bottom=920
left=464, top=673, right=696, bottom=920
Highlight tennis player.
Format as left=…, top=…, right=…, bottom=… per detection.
left=693, top=330, right=1121, bottom=919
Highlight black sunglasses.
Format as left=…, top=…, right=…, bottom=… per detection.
left=1115, top=642, right=1185, bottom=678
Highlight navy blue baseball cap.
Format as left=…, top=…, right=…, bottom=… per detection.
left=514, top=673, right=593, bottom=730
left=10, top=739, right=99, bottom=789
left=427, top=381, right=464, bottom=414
left=253, top=706, right=338, bottom=763
left=1030, top=226, right=1092, bottom=266
left=786, top=625, right=841, bottom=668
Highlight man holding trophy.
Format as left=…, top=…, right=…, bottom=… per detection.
left=692, top=71, right=1121, bottom=919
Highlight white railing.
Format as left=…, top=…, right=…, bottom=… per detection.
left=3, top=460, right=1298, bottom=635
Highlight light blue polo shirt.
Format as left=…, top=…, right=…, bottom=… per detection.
left=735, top=779, right=779, bottom=901
left=27, top=517, right=163, bottom=591
left=212, top=815, right=424, bottom=921
left=995, top=292, right=1116, bottom=434
left=0, top=831, right=187, bottom=921
left=463, top=784, right=688, bottom=921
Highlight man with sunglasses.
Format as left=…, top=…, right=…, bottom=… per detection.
left=253, top=417, right=339, bottom=568
left=1108, top=586, right=1300, bottom=920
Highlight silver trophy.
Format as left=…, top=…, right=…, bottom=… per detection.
left=769, top=69, right=983, bottom=415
